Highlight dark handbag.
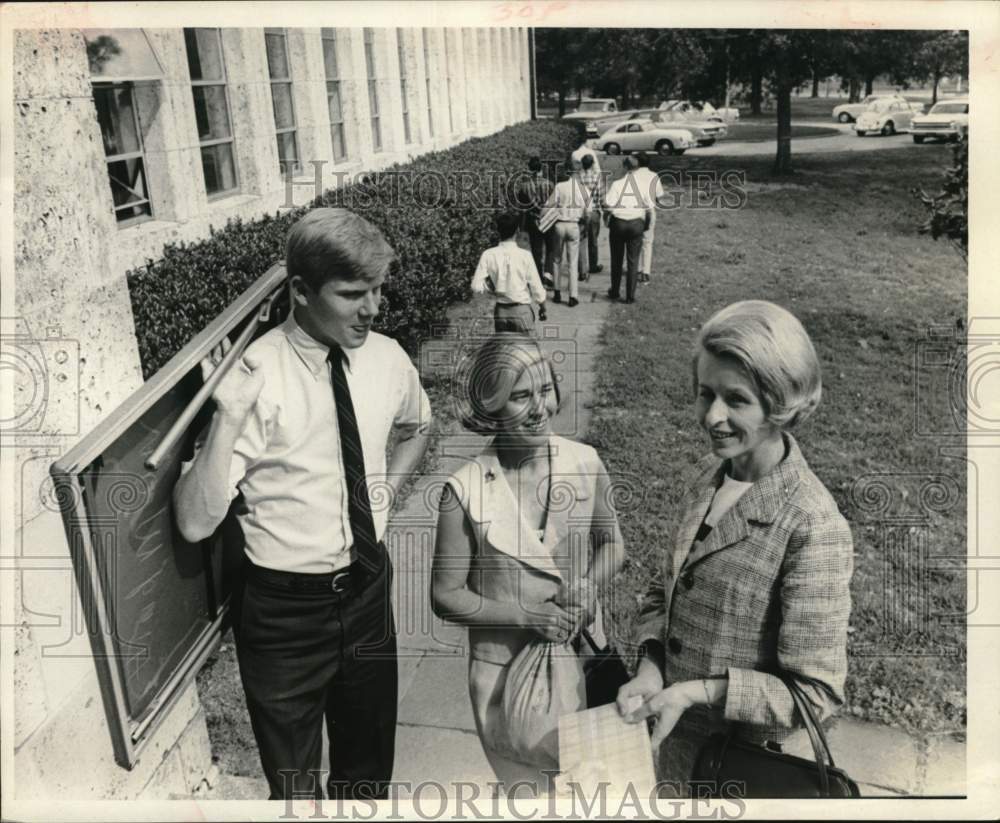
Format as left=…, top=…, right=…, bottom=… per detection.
left=691, top=677, right=861, bottom=798
left=579, top=629, right=630, bottom=708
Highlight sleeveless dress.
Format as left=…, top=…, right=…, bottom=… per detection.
left=444, top=435, right=609, bottom=793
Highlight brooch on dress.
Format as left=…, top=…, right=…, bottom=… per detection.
left=485, top=469, right=496, bottom=482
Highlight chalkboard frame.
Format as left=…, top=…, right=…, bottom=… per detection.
left=50, top=263, right=287, bottom=769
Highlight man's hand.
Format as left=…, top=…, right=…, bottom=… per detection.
left=202, top=338, right=264, bottom=421
left=538, top=305, right=547, bottom=322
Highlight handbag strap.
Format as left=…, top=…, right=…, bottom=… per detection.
left=782, top=676, right=836, bottom=796
left=580, top=628, right=601, bottom=654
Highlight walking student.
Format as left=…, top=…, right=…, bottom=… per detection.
left=516, top=155, right=556, bottom=288
left=472, top=211, right=548, bottom=333
left=604, top=156, right=652, bottom=304
left=632, top=152, right=664, bottom=283
left=575, top=153, right=605, bottom=282
left=544, top=158, right=587, bottom=307
left=173, top=208, right=432, bottom=800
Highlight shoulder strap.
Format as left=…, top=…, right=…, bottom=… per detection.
left=782, top=676, right=838, bottom=796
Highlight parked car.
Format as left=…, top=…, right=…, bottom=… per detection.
left=561, top=98, right=619, bottom=124
left=585, top=108, right=640, bottom=138
left=659, top=99, right=739, bottom=123
left=596, top=118, right=695, bottom=156
left=910, top=97, right=969, bottom=143
left=644, top=109, right=727, bottom=144
left=852, top=99, right=922, bottom=136
left=832, top=94, right=912, bottom=123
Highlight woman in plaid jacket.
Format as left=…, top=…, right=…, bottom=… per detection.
left=617, top=300, right=854, bottom=795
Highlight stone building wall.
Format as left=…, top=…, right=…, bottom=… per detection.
left=11, top=25, right=530, bottom=800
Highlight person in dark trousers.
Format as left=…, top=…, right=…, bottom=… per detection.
left=516, top=155, right=556, bottom=288
left=575, top=153, right=605, bottom=282
left=173, top=208, right=432, bottom=800
left=603, top=156, right=651, bottom=304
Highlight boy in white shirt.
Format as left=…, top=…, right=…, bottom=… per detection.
left=472, top=211, right=548, bottom=333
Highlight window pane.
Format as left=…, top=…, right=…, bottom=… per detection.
left=331, top=123, right=346, bottom=160
left=276, top=131, right=299, bottom=170
left=184, top=28, right=224, bottom=81
left=265, top=31, right=290, bottom=79
left=200, top=142, right=237, bottom=194
left=107, top=157, right=150, bottom=211
left=402, top=110, right=411, bottom=143
left=83, top=29, right=163, bottom=81
left=368, top=80, right=379, bottom=117
left=371, top=116, right=381, bottom=151
left=271, top=82, right=295, bottom=129
left=192, top=85, right=232, bottom=141
left=322, top=38, right=339, bottom=79
left=327, top=83, right=343, bottom=123
left=94, top=84, right=142, bottom=157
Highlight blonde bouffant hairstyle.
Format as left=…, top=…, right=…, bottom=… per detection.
left=693, top=300, right=822, bottom=429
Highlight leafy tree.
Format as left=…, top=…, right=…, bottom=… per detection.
left=534, top=29, right=591, bottom=115
left=911, top=31, right=968, bottom=105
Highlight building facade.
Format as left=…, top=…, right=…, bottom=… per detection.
left=11, top=26, right=530, bottom=799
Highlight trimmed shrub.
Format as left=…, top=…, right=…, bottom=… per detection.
left=127, top=120, right=579, bottom=379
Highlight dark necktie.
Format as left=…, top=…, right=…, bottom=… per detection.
left=328, top=346, right=381, bottom=577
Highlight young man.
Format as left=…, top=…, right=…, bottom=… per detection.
left=471, top=211, right=547, bottom=333
left=544, top=157, right=587, bottom=307
left=604, top=156, right=651, bottom=304
left=574, top=153, right=605, bottom=281
left=174, top=208, right=431, bottom=800
left=631, top=152, right=664, bottom=283
left=515, top=155, right=556, bottom=288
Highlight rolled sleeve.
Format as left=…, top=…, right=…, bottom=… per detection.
left=471, top=251, right=491, bottom=295
left=394, top=346, right=432, bottom=432
left=724, top=512, right=854, bottom=729
left=633, top=573, right=667, bottom=651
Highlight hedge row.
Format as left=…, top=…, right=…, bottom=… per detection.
left=127, top=119, right=581, bottom=379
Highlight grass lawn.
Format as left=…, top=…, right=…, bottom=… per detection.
left=587, top=144, right=967, bottom=734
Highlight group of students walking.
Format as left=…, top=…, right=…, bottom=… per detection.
left=472, top=138, right=667, bottom=331
left=177, top=189, right=852, bottom=802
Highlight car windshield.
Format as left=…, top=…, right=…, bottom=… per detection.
left=930, top=102, right=968, bottom=114
left=867, top=103, right=892, bottom=113
left=579, top=101, right=610, bottom=112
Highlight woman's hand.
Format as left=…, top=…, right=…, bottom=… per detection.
left=626, top=683, right=697, bottom=748
left=616, top=657, right=664, bottom=717
left=554, top=579, right=598, bottom=627
left=527, top=600, right=580, bottom=643
left=201, top=339, right=264, bottom=421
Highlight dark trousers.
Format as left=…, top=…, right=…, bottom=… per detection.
left=525, top=216, right=555, bottom=277
left=234, top=552, right=397, bottom=800
left=579, top=210, right=601, bottom=275
left=609, top=216, right=646, bottom=301
left=494, top=302, right=536, bottom=334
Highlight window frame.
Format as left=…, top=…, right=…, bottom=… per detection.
left=396, top=29, right=413, bottom=145
left=93, top=80, right=154, bottom=228
left=264, top=27, right=301, bottom=176
left=364, top=27, right=382, bottom=152
left=321, top=27, right=349, bottom=162
left=422, top=28, right=434, bottom=138
left=443, top=29, right=454, bottom=134
left=184, top=27, right=240, bottom=200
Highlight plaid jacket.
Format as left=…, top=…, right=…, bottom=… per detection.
left=635, top=433, right=853, bottom=744
left=515, top=172, right=555, bottom=221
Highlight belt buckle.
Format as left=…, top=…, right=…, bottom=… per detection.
left=330, top=569, right=352, bottom=594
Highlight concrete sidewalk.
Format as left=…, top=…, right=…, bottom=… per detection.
left=202, top=237, right=965, bottom=801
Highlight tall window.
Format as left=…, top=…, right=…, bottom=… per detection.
left=443, top=30, right=454, bottom=133
left=321, top=28, right=347, bottom=161
left=265, top=28, right=299, bottom=175
left=396, top=29, right=412, bottom=144
left=422, top=28, right=434, bottom=138
left=93, top=83, right=153, bottom=225
left=364, top=28, right=382, bottom=152
left=184, top=28, right=238, bottom=197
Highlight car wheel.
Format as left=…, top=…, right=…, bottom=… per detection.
left=838, top=112, right=852, bottom=123
left=856, top=130, right=866, bottom=137
left=605, top=142, right=621, bottom=155
left=912, top=135, right=925, bottom=144
left=655, top=140, right=674, bottom=156
left=881, top=121, right=895, bottom=136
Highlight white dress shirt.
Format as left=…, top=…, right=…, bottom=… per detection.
left=604, top=172, right=655, bottom=220
left=630, top=166, right=665, bottom=208
left=471, top=239, right=547, bottom=305
left=188, top=314, right=431, bottom=573
left=546, top=178, right=587, bottom=222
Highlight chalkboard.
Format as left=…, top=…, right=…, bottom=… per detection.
left=51, top=264, right=287, bottom=768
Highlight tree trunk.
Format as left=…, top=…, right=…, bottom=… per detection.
left=751, top=65, right=763, bottom=115
left=931, top=69, right=941, bottom=105
left=773, top=76, right=793, bottom=175
left=811, top=69, right=820, bottom=98
left=557, top=89, right=566, bottom=117
left=848, top=76, right=861, bottom=103
left=864, top=75, right=875, bottom=97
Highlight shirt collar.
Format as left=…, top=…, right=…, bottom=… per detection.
left=498, top=237, right=519, bottom=248
left=282, top=313, right=362, bottom=377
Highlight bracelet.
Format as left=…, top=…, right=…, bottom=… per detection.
left=702, top=679, right=713, bottom=705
